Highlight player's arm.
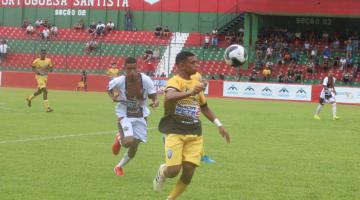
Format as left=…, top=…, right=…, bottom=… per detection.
left=107, top=79, right=120, bottom=102
left=148, top=93, right=159, bottom=108
left=165, top=84, right=204, bottom=102
left=201, top=104, right=230, bottom=144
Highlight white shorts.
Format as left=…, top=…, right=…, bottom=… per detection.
left=118, top=117, right=148, bottom=143
left=320, top=89, right=335, bottom=104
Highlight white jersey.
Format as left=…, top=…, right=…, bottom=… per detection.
left=0, top=44, right=8, bottom=53
left=108, top=73, right=156, bottom=118
left=320, top=76, right=336, bottom=103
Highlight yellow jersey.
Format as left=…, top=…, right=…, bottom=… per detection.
left=159, top=75, right=207, bottom=135
left=107, top=68, right=120, bottom=78
left=32, top=58, right=53, bottom=76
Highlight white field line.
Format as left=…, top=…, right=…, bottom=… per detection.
left=0, top=127, right=157, bottom=144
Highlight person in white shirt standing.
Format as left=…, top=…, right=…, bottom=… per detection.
left=108, top=57, right=159, bottom=176
left=314, top=70, right=340, bottom=120
left=0, top=40, right=9, bottom=63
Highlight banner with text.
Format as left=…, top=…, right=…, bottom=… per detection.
left=223, top=82, right=312, bottom=101
left=333, top=87, right=360, bottom=104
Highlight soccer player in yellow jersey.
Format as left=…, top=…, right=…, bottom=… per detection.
left=153, top=51, right=230, bottom=200
left=106, top=62, right=120, bottom=79
left=26, top=49, right=54, bottom=112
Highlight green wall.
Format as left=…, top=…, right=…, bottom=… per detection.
left=0, top=8, right=220, bottom=33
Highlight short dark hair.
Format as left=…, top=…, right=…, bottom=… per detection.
left=175, top=51, right=195, bottom=65
left=40, top=49, right=47, bottom=53
left=125, top=57, right=137, bottom=65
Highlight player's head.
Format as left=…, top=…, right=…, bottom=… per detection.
left=124, top=57, right=138, bottom=81
left=40, top=49, right=47, bottom=59
left=328, top=69, right=334, bottom=77
left=175, top=51, right=198, bottom=76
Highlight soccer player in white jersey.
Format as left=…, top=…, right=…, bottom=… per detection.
left=108, top=57, right=159, bottom=176
left=314, top=70, right=340, bottom=120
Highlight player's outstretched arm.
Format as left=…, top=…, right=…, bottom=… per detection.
left=201, top=104, right=231, bottom=144
left=165, top=84, right=204, bottom=102
left=148, top=93, right=159, bottom=108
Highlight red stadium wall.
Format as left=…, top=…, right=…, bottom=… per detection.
left=1, top=72, right=359, bottom=105
left=1, top=0, right=359, bottom=15
left=1, top=71, right=108, bottom=92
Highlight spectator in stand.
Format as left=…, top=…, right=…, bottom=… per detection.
left=0, top=39, right=9, bottom=63
left=124, top=8, right=133, bottom=31
left=204, top=33, right=210, bottom=48
left=287, top=67, right=295, bottom=83
left=249, top=69, right=258, bottom=82
left=50, top=25, right=58, bottom=37
left=35, top=19, right=43, bottom=28
left=352, top=62, right=359, bottom=80
left=352, top=33, right=359, bottom=53
left=211, top=28, right=218, bottom=48
left=88, top=21, right=97, bottom=35
left=346, top=56, right=353, bottom=71
left=96, top=21, right=105, bottom=37
left=322, top=46, right=331, bottom=63
left=74, top=19, right=85, bottom=30
left=163, top=26, right=170, bottom=38
left=304, top=40, right=311, bottom=57
left=160, top=72, right=166, bottom=78
left=26, top=24, right=35, bottom=35
left=106, top=19, right=115, bottom=33
left=322, top=31, right=329, bottom=44
left=339, top=57, right=347, bottom=70
left=310, top=47, right=317, bottom=60
left=342, top=71, right=351, bottom=84
left=306, top=59, right=315, bottom=75
left=345, top=38, right=353, bottom=58
left=41, top=28, right=50, bottom=40
left=332, top=37, right=340, bottom=49
left=43, top=19, right=51, bottom=29
left=294, top=66, right=303, bottom=83
left=22, top=18, right=30, bottom=29
left=277, top=71, right=286, bottom=83
left=266, top=46, right=273, bottom=61
left=84, top=38, right=98, bottom=54
left=154, top=25, right=163, bottom=38
left=262, top=65, right=271, bottom=81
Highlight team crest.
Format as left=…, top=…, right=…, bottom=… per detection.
left=167, top=148, right=173, bottom=159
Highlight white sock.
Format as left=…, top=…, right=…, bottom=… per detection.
left=315, top=104, right=323, bottom=115
left=332, top=103, right=337, bottom=117
left=117, top=152, right=131, bottom=168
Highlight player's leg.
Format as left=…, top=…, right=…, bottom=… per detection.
left=113, top=118, right=137, bottom=176
left=43, top=87, right=53, bottom=112
left=153, top=134, right=184, bottom=192
left=314, top=98, right=325, bottom=119
left=331, top=99, right=339, bottom=120
left=26, top=76, right=45, bottom=107
left=167, top=135, right=203, bottom=200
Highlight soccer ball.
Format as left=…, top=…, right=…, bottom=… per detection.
left=224, top=44, right=248, bottom=67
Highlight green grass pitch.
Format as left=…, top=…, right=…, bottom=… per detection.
left=1, top=87, right=359, bottom=200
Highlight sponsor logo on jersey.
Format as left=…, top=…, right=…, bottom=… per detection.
left=278, top=87, right=290, bottom=97
left=244, top=86, right=256, bottom=96
left=175, top=105, right=200, bottom=119
left=296, top=88, right=307, bottom=98
left=261, top=87, right=272, bottom=96
left=167, top=148, right=173, bottom=159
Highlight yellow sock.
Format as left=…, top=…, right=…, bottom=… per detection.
left=167, top=180, right=188, bottom=200
left=44, top=100, right=49, bottom=110
left=28, top=95, right=34, bottom=100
